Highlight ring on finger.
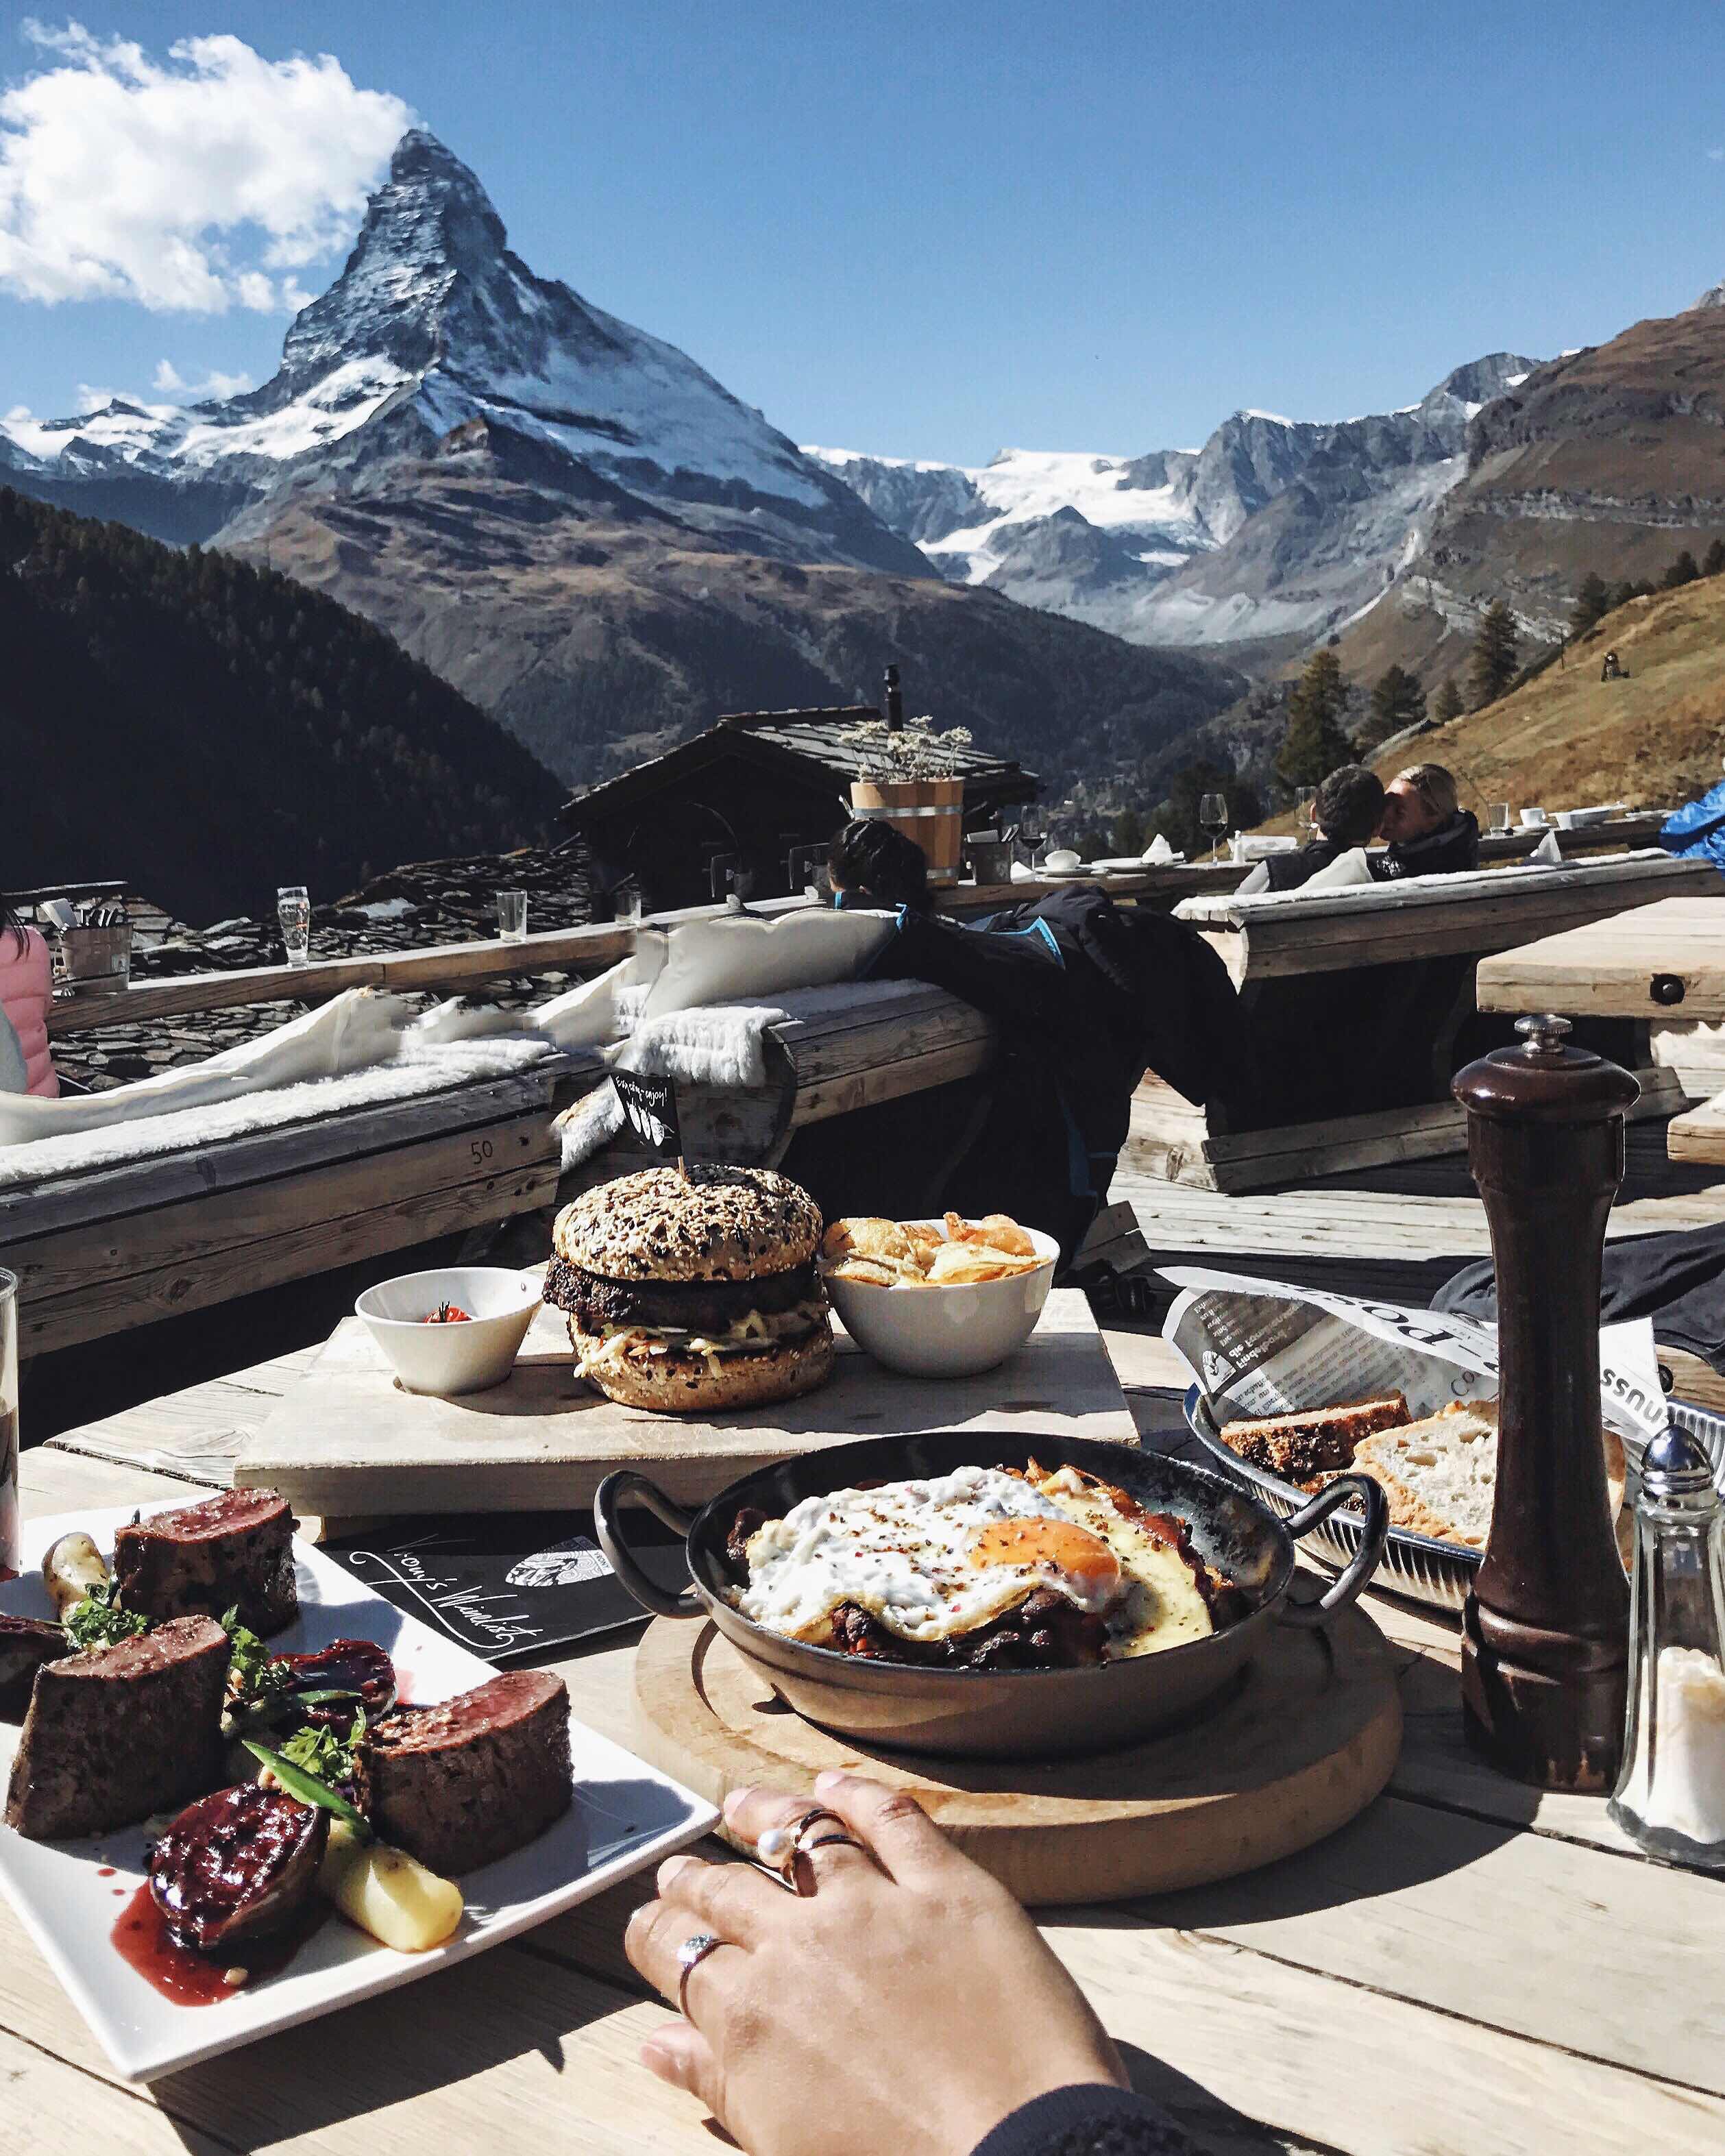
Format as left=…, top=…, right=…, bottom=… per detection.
left=676, top=1931, right=726, bottom=2020
left=755, top=1806, right=844, bottom=1883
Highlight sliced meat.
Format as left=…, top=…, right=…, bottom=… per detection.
left=0, top=1615, right=64, bottom=1721
left=149, top=1785, right=328, bottom=1953
left=826, top=1591, right=1108, bottom=1671
left=544, top=1255, right=817, bottom=1334
left=113, top=1489, right=298, bottom=1637
left=3, top=1617, right=230, bottom=1840
left=365, top=1671, right=572, bottom=1875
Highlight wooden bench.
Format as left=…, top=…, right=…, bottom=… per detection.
left=1130, top=852, right=1719, bottom=1192
left=3, top=1055, right=604, bottom=1358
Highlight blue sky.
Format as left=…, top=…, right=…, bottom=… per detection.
left=3, top=1, right=1724, bottom=464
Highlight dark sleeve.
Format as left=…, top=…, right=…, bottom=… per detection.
left=970, top=2084, right=1206, bottom=2156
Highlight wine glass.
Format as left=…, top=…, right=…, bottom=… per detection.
left=1018, top=811, right=1045, bottom=871
left=1198, top=793, right=1229, bottom=863
left=276, top=885, right=310, bottom=966
left=1296, top=785, right=1318, bottom=836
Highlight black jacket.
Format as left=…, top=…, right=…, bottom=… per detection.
left=864, top=887, right=1250, bottom=1262
left=1369, top=809, right=1480, bottom=881
left=1262, top=835, right=1349, bottom=892
left=972, top=2085, right=1202, bottom=2156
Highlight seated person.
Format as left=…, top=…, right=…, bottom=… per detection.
left=1237, top=765, right=1385, bottom=894
left=0, top=900, right=59, bottom=1097
left=1371, top=763, right=1480, bottom=880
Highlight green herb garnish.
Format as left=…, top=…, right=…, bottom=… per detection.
left=64, top=1579, right=149, bottom=1651
left=278, top=1708, right=365, bottom=1787
left=243, top=1738, right=372, bottom=1840
left=221, top=1606, right=293, bottom=1706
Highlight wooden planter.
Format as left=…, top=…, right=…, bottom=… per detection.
left=849, top=777, right=964, bottom=884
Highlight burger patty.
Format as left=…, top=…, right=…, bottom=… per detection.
left=546, top=1254, right=820, bottom=1335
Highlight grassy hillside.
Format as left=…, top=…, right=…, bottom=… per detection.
left=0, top=489, right=559, bottom=923
left=1365, top=579, right=1725, bottom=815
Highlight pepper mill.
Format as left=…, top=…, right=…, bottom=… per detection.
left=1452, top=1014, right=1637, bottom=1790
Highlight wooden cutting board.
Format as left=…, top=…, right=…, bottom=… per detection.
left=235, top=1288, right=1136, bottom=1515
left=632, top=1600, right=1402, bottom=1904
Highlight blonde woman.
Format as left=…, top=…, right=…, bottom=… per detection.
left=1371, top=764, right=1480, bottom=879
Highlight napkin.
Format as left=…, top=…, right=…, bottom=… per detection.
left=1142, top=833, right=1174, bottom=864
left=1531, top=829, right=1563, bottom=866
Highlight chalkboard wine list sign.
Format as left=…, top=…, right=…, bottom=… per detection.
left=613, top=1068, right=683, bottom=1168
left=326, top=1512, right=690, bottom=1662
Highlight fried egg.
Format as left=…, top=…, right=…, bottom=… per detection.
left=737, top=1466, right=1123, bottom=1647
left=735, top=1462, right=1220, bottom=1658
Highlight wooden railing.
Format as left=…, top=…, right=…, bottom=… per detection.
left=44, top=817, right=1665, bottom=1040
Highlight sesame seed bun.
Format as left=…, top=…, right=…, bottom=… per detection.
left=568, top=1314, right=835, bottom=1412
left=553, top=1166, right=824, bottom=1284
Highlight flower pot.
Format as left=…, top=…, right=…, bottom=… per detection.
left=848, top=777, right=964, bottom=884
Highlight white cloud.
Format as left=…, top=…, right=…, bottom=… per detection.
left=1710, top=147, right=1725, bottom=161
left=151, top=358, right=253, bottom=400
left=0, top=21, right=411, bottom=312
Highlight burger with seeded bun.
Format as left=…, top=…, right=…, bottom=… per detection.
left=546, top=1165, right=835, bottom=1412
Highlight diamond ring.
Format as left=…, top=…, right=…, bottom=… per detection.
left=676, top=1931, right=724, bottom=2018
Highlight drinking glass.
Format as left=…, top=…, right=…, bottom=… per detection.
left=1199, top=792, right=1229, bottom=863
left=1296, top=786, right=1318, bottom=835
left=1490, top=803, right=1512, bottom=835
left=497, top=890, right=528, bottom=943
left=613, top=879, right=644, bottom=930
left=0, top=1269, right=18, bottom=1578
left=276, top=885, right=310, bottom=966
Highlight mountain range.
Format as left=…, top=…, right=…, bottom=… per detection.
left=0, top=131, right=1241, bottom=798
left=809, top=353, right=1539, bottom=664
left=6, top=124, right=1723, bottom=826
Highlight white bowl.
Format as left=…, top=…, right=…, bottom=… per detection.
left=1043, top=848, right=1083, bottom=874
left=1519, top=807, right=1548, bottom=826
left=1555, top=811, right=1578, bottom=829
left=822, top=1225, right=1060, bottom=1378
left=354, top=1267, right=542, bottom=1395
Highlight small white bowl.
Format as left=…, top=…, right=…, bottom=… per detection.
left=355, top=1267, right=541, bottom=1395
left=1519, top=807, right=1548, bottom=826
left=823, top=1225, right=1060, bottom=1378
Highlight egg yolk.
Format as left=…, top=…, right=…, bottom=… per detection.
left=968, top=1517, right=1121, bottom=1599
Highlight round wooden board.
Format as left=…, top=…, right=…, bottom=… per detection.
left=632, top=1603, right=1404, bottom=1905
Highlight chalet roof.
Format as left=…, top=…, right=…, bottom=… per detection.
left=560, top=708, right=1038, bottom=827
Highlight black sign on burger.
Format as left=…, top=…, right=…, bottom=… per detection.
left=613, top=1067, right=684, bottom=1172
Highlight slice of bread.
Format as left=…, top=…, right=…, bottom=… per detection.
left=1354, top=1401, right=1499, bottom=1547
left=1354, top=1400, right=1630, bottom=1555
left=1221, top=1395, right=1410, bottom=1485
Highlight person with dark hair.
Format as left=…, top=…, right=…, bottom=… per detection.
left=827, top=817, right=933, bottom=913
left=1236, top=765, right=1386, bottom=894
left=0, top=899, right=58, bottom=1097
left=1370, top=763, right=1480, bottom=880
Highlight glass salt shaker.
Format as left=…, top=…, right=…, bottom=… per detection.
left=1608, top=1425, right=1725, bottom=1867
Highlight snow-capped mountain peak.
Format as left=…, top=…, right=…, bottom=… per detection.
left=0, top=130, right=922, bottom=574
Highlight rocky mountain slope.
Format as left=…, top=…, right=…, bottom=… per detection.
left=1332, top=304, right=1725, bottom=687
left=810, top=354, right=1538, bottom=661
left=0, top=131, right=1243, bottom=796
left=0, top=488, right=557, bottom=922
left=1358, top=575, right=1725, bottom=820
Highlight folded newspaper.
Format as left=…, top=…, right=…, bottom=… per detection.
left=1160, top=1265, right=1669, bottom=1451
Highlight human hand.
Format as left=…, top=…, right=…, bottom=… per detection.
left=624, top=1770, right=1125, bottom=2156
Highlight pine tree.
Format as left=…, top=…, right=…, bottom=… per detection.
left=1432, top=675, right=1464, bottom=726
left=1704, top=537, right=1725, bottom=578
left=1663, top=548, right=1700, bottom=589
left=1275, top=648, right=1353, bottom=789
left=1571, top=571, right=1611, bottom=637
left=1467, top=601, right=1519, bottom=711
left=1362, top=663, right=1426, bottom=746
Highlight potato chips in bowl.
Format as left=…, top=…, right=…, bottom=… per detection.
left=820, top=1212, right=1059, bottom=1377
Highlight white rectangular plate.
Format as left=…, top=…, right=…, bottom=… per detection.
left=0, top=1504, right=718, bottom=2082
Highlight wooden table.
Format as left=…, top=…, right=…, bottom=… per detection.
left=1132, top=853, right=1715, bottom=1191
left=12, top=1341, right=1725, bottom=2155
left=1476, top=893, right=1725, bottom=1161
